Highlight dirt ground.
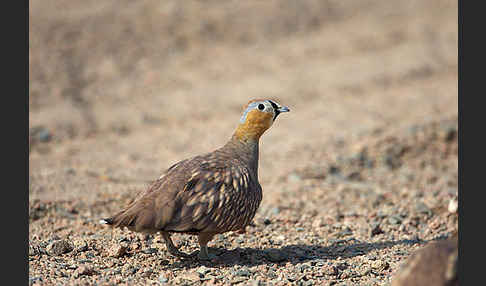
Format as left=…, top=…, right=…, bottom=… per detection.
left=29, top=1, right=458, bottom=285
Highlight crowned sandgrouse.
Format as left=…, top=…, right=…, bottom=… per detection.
left=101, top=99, right=290, bottom=260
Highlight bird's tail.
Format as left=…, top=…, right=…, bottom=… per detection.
left=99, top=217, right=114, bottom=225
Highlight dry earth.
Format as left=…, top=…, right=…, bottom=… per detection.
left=29, top=1, right=458, bottom=285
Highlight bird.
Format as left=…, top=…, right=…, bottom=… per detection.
left=100, top=99, right=290, bottom=260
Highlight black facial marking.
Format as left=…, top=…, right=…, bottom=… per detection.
left=268, top=100, right=280, bottom=120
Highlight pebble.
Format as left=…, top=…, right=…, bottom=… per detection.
left=322, top=265, right=339, bottom=276
left=234, top=267, right=250, bottom=277
left=197, top=266, right=211, bottom=276
left=29, top=243, right=43, bottom=256
left=31, top=126, right=52, bottom=143
left=288, top=173, right=302, bottom=183
left=39, top=129, right=52, bottom=142
left=388, top=215, right=403, bottom=225
left=415, top=201, right=432, bottom=215
left=142, top=247, right=158, bottom=254
left=46, top=240, right=73, bottom=256
left=371, top=261, right=389, bottom=271
left=448, top=198, right=458, bottom=213
left=158, top=274, right=169, bottom=283
left=73, top=240, right=88, bottom=253
left=29, top=276, right=43, bottom=285
left=108, top=244, right=127, bottom=258
left=180, top=271, right=201, bottom=281
left=265, top=249, right=288, bottom=262
left=231, top=277, right=248, bottom=284
left=328, top=165, right=341, bottom=175
left=74, top=265, right=95, bottom=277
left=370, top=222, right=384, bottom=236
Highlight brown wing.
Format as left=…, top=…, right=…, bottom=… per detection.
left=104, top=152, right=260, bottom=234
left=163, top=167, right=231, bottom=232
left=165, top=161, right=260, bottom=233
left=103, top=158, right=191, bottom=232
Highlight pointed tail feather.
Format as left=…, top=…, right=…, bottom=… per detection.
left=99, top=217, right=114, bottom=225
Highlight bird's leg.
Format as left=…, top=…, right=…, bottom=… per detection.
left=197, top=232, right=217, bottom=260
left=161, top=232, right=194, bottom=258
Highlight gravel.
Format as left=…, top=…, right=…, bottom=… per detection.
left=28, top=2, right=457, bottom=283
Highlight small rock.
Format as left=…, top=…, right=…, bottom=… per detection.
left=371, top=260, right=389, bottom=271
left=328, top=165, right=341, bottom=175
left=180, top=271, right=202, bottom=281
left=46, top=240, right=73, bottom=256
left=234, top=267, right=250, bottom=277
left=346, top=171, right=362, bottom=181
left=312, top=218, right=324, bottom=228
left=29, top=276, right=43, bottom=285
left=74, top=240, right=88, bottom=253
left=370, top=223, right=384, bottom=236
left=265, top=249, right=288, bottom=262
left=286, top=273, right=298, bottom=282
left=263, top=218, right=272, bottom=225
left=270, top=207, right=280, bottom=215
left=288, top=173, right=302, bottom=183
left=360, top=266, right=372, bottom=276
left=158, top=274, right=169, bottom=283
left=196, top=266, right=211, bottom=276
left=444, top=126, right=457, bottom=142
left=388, top=215, right=403, bottom=225
left=141, top=268, right=153, bottom=278
left=231, top=277, right=248, bottom=284
left=267, top=268, right=278, bottom=279
left=121, top=265, right=138, bottom=275
left=29, top=243, right=42, bottom=256
left=38, top=129, right=52, bottom=142
left=302, top=280, right=314, bottom=286
left=142, top=247, right=158, bottom=254
left=75, top=265, right=95, bottom=277
left=415, top=202, right=432, bottom=215
left=322, top=265, right=339, bottom=276
left=108, top=244, right=127, bottom=258
left=29, top=126, right=53, bottom=143
left=448, top=198, right=458, bottom=213
left=391, top=236, right=457, bottom=286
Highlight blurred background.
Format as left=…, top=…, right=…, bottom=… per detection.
left=29, top=0, right=457, bottom=204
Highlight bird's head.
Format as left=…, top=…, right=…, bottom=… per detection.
left=234, top=99, right=290, bottom=141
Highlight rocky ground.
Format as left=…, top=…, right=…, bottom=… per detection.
left=29, top=1, right=458, bottom=285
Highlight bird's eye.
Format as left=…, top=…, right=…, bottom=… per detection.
left=258, top=104, right=265, bottom=110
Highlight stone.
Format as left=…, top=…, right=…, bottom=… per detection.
left=158, top=274, right=169, bottom=283
left=108, top=244, right=127, bottom=258
left=46, top=240, right=73, bottom=256
left=75, top=265, right=95, bottom=277
left=265, top=249, right=288, bottom=262
left=448, top=198, right=458, bottom=213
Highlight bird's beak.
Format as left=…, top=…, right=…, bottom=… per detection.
left=273, top=105, right=290, bottom=120
left=277, top=106, right=290, bottom=113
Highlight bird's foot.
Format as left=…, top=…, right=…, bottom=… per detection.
left=197, top=246, right=217, bottom=260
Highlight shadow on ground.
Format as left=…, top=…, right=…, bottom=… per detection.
left=166, top=238, right=423, bottom=269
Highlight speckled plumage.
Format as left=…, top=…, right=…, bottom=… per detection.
left=101, top=99, right=289, bottom=260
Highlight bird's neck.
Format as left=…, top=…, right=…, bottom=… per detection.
left=223, top=134, right=260, bottom=173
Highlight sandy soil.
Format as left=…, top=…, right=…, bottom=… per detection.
left=29, top=1, right=458, bottom=285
